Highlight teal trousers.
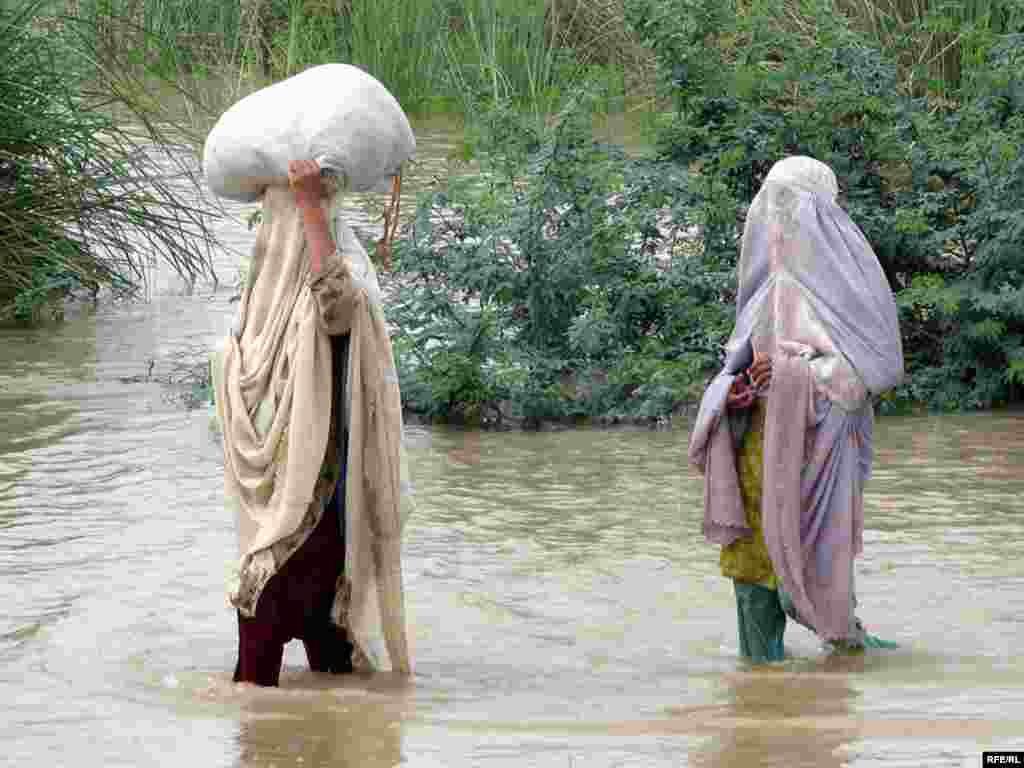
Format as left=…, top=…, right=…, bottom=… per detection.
left=733, top=581, right=897, bottom=663
left=734, top=581, right=787, bottom=663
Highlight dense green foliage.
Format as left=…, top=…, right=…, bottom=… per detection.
left=8, top=0, right=1022, bottom=416
left=391, top=0, right=1024, bottom=424
left=626, top=0, right=1024, bottom=412
left=391, top=96, right=730, bottom=426
left=57, top=0, right=629, bottom=117
left=0, top=0, right=218, bottom=322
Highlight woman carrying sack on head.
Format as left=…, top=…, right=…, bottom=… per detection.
left=688, top=156, right=903, bottom=662
left=212, top=161, right=413, bottom=686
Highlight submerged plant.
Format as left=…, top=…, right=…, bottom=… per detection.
left=0, top=0, right=220, bottom=322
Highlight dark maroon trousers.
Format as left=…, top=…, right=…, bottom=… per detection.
left=233, top=487, right=353, bottom=686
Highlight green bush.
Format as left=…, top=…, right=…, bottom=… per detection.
left=626, top=0, right=1024, bottom=410
left=391, top=92, right=735, bottom=425
left=390, top=0, right=1022, bottom=421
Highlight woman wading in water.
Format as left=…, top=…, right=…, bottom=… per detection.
left=212, top=161, right=413, bottom=685
left=688, top=156, right=903, bottom=661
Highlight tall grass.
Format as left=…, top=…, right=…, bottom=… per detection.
left=444, top=0, right=585, bottom=116
left=335, top=0, right=590, bottom=115
left=48, top=0, right=258, bottom=147
left=48, top=0, right=630, bottom=117
left=338, top=0, right=450, bottom=113
left=68, top=0, right=246, bottom=75
left=0, top=0, right=220, bottom=322
left=837, top=0, right=1024, bottom=93
left=553, top=0, right=655, bottom=83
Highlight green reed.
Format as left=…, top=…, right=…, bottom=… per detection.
left=34, top=0, right=639, bottom=118
left=338, top=0, right=451, bottom=113
left=0, top=0, right=220, bottom=322
left=444, top=0, right=585, bottom=116
left=836, top=0, right=1024, bottom=93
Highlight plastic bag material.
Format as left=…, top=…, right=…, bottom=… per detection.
left=203, top=63, right=415, bottom=202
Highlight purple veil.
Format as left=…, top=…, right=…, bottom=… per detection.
left=688, top=156, right=903, bottom=641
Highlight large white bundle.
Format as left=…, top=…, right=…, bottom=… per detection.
left=203, top=64, right=415, bottom=202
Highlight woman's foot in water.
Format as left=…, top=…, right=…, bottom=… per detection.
left=826, top=619, right=899, bottom=654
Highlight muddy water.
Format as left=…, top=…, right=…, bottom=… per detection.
left=2, top=124, right=1024, bottom=767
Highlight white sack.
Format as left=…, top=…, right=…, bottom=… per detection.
left=203, top=63, right=415, bottom=202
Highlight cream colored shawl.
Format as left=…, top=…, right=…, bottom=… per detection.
left=213, top=185, right=413, bottom=673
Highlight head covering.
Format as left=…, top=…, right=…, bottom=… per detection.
left=212, top=186, right=413, bottom=673
left=736, top=156, right=903, bottom=396
left=688, top=156, right=903, bottom=641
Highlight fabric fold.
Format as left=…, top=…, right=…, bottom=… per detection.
left=688, top=155, right=903, bottom=642
left=214, top=185, right=413, bottom=674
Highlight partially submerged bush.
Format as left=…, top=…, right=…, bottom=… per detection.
left=391, top=93, right=731, bottom=426
left=0, top=0, right=219, bottom=322
left=393, top=0, right=1024, bottom=423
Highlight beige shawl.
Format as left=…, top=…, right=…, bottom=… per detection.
left=213, top=185, right=413, bottom=673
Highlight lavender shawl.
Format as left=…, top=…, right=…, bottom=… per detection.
left=688, top=156, right=903, bottom=641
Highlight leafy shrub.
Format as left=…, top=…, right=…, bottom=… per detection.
left=626, top=0, right=1024, bottom=410
left=391, top=91, right=734, bottom=425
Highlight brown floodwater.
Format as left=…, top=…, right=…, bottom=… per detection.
left=2, top=124, right=1023, bottom=768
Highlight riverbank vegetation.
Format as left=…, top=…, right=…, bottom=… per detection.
left=4, top=0, right=1022, bottom=418
left=0, top=0, right=219, bottom=323
left=393, top=0, right=1024, bottom=423
left=60, top=0, right=651, bottom=119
